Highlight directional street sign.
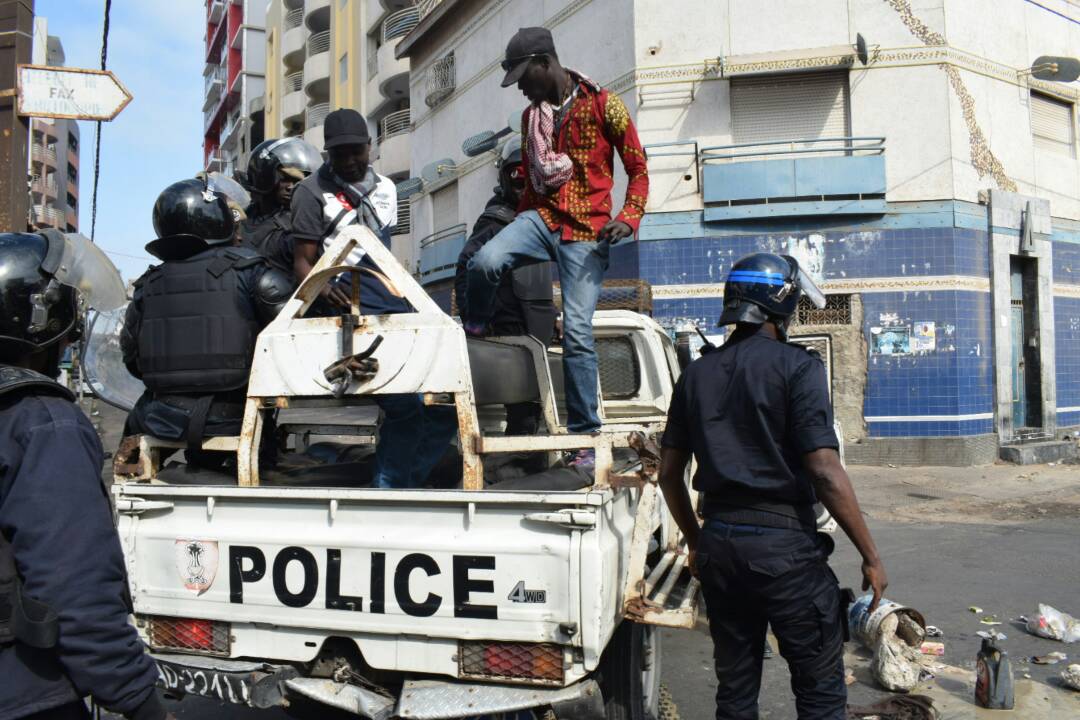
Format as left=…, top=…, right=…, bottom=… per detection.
left=16, top=64, right=132, bottom=122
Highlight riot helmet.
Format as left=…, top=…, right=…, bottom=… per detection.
left=718, top=253, right=826, bottom=336
left=497, top=136, right=525, bottom=203
left=246, top=137, right=323, bottom=195
left=0, top=230, right=126, bottom=363
left=147, top=177, right=235, bottom=261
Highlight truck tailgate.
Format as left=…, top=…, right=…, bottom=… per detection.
left=117, top=485, right=601, bottom=653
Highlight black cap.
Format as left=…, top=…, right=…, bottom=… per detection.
left=500, top=27, right=556, bottom=88
left=323, top=108, right=371, bottom=149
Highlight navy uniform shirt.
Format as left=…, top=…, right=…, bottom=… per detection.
left=0, top=391, right=163, bottom=719
left=661, top=328, right=839, bottom=511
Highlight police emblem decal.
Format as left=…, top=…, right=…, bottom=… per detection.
left=174, top=539, right=219, bottom=596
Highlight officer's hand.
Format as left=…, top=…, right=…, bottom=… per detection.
left=322, top=283, right=352, bottom=309
left=598, top=220, right=632, bottom=245
left=861, top=557, right=888, bottom=613
left=687, top=547, right=698, bottom=579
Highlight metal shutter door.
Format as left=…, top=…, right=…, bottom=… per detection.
left=732, top=72, right=850, bottom=145
left=1031, top=92, right=1076, bottom=156
left=431, top=182, right=459, bottom=231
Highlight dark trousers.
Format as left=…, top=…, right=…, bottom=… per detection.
left=22, top=701, right=90, bottom=719
left=697, top=520, right=846, bottom=720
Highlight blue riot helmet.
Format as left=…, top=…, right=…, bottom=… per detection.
left=719, top=253, right=826, bottom=335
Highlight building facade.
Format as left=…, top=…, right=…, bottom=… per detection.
left=203, top=0, right=267, bottom=176
left=29, top=19, right=78, bottom=232
left=262, top=0, right=420, bottom=265
left=398, top=0, right=1080, bottom=464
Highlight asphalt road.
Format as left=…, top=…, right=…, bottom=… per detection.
left=104, top=514, right=1079, bottom=719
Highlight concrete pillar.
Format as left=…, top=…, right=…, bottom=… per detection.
left=0, top=0, right=34, bottom=232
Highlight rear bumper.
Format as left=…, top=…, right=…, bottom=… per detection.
left=152, top=652, right=602, bottom=718
left=153, top=652, right=298, bottom=708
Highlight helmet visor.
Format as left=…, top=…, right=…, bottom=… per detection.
left=53, top=233, right=127, bottom=312
left=268, top=138, right=323, bottom=176
left=206, top=172, right=251, bottom=211
left=795, top=267, right=827, bottom=309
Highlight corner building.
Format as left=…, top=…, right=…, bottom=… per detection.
left=397, top=0, right=1080, bottom=465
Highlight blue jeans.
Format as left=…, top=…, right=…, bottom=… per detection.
left=465, top=211, right=609, bottom=433
left=373, top=394, right=458, bottom=488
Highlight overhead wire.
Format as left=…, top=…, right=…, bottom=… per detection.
left=89, top=0, right=112, bottom=242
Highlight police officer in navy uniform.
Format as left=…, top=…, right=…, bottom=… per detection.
left=242, top=137, right=323, bottom=282
left=454, top=137, right=557, bottom=434
left=0, top=231, right=172, bottom=720
left=121, top=178, right=292, bottom=471
left=658, top=253, right=888, bottom=720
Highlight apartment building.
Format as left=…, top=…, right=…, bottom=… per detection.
left=203, top=0, right=267, bottom=176
left=398, top=0, right=1080, bottom=464
left=262, top=0, right=423, bottom=265
left=29, top=19, right=78, bottom=232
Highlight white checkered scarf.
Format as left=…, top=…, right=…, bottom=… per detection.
left=525, top=69, right=600, bottom=195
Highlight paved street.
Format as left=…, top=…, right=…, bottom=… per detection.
left=86, top=400, right=1080, bottom=718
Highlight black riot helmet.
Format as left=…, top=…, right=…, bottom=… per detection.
left=147, top=177, right=236, bottom=261
left=0, top=230, right=127, bottom=363
left=719, top=253, right=826, bottom=336
left=246, top=137, right=323, bottom=195
left=497, top=136, right=524, bottom=203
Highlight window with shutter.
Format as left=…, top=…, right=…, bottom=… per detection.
left=1031, top=92, right=1076, bottom=157
left=731, top=72, right=851, bottom=147
left=431, top=182, right=459, bottom=232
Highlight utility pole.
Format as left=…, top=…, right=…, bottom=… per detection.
left=0, top=0, right=33, bottom=232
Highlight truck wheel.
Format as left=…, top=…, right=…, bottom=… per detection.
left=597, top=621, right=662, bottom=720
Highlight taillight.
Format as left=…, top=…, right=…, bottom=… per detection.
left=459, top=641, right=564, bottom=685
left=145, top=615, right=230, bottom=656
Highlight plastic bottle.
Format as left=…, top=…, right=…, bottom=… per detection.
left=975, top=636, right=1014, bottom=710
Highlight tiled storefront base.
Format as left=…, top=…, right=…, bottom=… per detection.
left=845, top=434, right=1000, bottom=466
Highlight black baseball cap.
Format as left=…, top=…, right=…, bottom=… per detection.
left=500, top=27, right=557, bottom=87
left=323, top=108, right=371, bottom=148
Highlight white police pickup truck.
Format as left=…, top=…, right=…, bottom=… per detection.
left=110, top=227, right=699, bottom=720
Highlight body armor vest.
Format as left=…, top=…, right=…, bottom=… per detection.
left=136, top=248, right=264, bottom=394
left=0, top=366, right=69, bottom=649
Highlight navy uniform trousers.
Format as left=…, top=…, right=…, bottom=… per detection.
left=696, top=519, right=847, bottom=720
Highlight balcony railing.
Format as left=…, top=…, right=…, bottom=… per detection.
left=32, top=144, right=57, bottom=165
left=306, top=102, right=330, bottom=128
left=392, top=196, right=411, bottom=236
left=285, top=71, right=304, bottom=92
left=424, top=52, right=455, bottom=108
left=700, top=136, right=886, bottom=221
left=204, top=66, right=225, bottom=96
left=33, top=205, right=64, bottom=227
left=308, top=30, right=330, bottom=57
left=381, top=7, right=420, bottom=44
left=418, top=223, right=466, bottom=284
left=285, top=7, right=304, bottom=30
left=418, top=0, right=441, bottom=19
left=378, top=108, right=411, bottom=142
left=32, top=175, right=58, bottom=196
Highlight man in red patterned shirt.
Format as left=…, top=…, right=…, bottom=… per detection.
left=463, top=27, right=649, bottom=463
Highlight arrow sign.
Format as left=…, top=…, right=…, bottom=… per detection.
left=16, top=64, right=132, bottom=122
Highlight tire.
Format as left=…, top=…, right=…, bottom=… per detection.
left=597, top=620, right=662, bottom=720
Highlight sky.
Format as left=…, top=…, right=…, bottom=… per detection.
left=37, top=0, right=205, bottom=281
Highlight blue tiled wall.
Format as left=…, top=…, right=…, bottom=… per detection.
left=635, top=227, right=988, bottom=286
left=1055, top=296, right=1080, bottom=428
left=860, top=291, right=993, bottom=437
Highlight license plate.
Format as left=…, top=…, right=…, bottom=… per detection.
left=155, top=657, right=253, bottom=706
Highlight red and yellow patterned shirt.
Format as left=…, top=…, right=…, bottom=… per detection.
left=519, top=80, right=649, bottom=242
